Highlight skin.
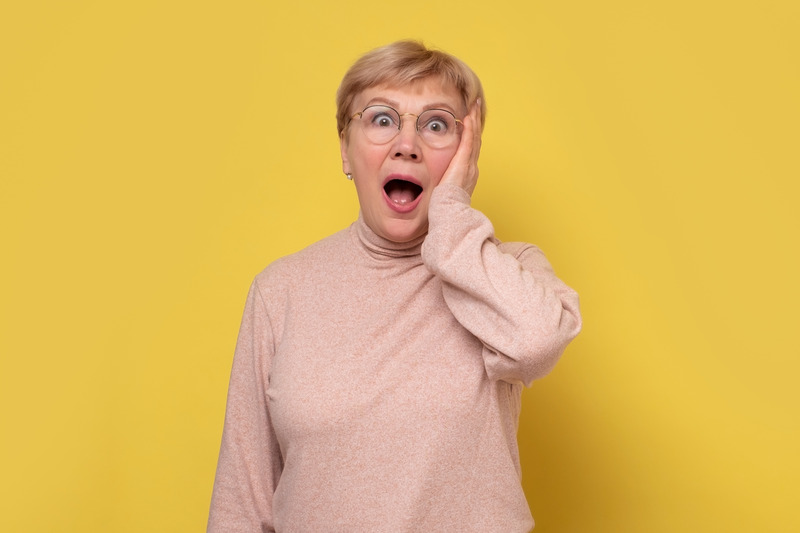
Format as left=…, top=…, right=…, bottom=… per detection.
left=340, top=78, right=482, bottom=243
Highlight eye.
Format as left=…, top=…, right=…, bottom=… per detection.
left=420, top=111, right=453, bottom=135
left=375, top=115, right=395, bottom=128
left=364, top=106, right=399, bottom=129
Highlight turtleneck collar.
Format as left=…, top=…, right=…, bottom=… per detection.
left=351, top=211, right=426, bottom=259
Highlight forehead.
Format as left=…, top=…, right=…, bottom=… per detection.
left=354, top=78, right=464, bottom=114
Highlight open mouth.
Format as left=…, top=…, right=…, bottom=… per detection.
left=383, top=179, right=423, bottom=206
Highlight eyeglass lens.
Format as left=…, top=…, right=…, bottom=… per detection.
left=359, top=106, right=460, bottom=148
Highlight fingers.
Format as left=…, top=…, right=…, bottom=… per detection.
left=459, top=100, right=482, bottom=194
left=469, top=98, right=482, bottom=167
left=438, top=99, right=482, bottom=196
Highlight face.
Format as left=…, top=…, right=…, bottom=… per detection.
left=340, top=78, right=465, bottom=243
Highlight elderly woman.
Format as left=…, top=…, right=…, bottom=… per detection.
left=208, top=40, right=581, bottom=532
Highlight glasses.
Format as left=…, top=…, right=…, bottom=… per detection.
left=347, top=105, right=463, bottom=149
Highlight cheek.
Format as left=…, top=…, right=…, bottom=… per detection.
left=349, top=143, right=388, bottom=173
left=428, top=149, right=457, bottom=182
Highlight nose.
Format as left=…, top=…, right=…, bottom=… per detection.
left=391, top=115, right=420, bottom=160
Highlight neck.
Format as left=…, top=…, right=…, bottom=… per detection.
left=353, top=212, right=425, bottom=259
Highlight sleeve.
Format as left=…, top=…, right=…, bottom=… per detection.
left=208, top=278, right=282, bottom=533
left=421, top=184, right=582, bottom=386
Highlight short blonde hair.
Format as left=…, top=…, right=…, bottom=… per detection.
left=336, top=40, right=486, bottom=136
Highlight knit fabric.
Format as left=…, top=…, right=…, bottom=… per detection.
left=208, top=184, right=581, bottom=532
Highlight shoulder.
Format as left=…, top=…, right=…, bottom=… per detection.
left=252, top=225, right=354, bottom=292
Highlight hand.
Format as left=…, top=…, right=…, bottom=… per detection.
left=438, top=99, right=482, bottom=196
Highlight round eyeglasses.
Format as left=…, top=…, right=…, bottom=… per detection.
left=346, top=105, right=463, bottom=149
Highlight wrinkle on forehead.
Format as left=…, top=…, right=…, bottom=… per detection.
left=356, top=77, right=466, bottom=116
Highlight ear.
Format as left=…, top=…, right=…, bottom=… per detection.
left=340, top=131, right=351, bottom=175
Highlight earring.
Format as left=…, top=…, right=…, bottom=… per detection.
left=345, top=173, right=353, bottom=180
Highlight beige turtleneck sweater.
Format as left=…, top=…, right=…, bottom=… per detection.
left=208, top=184, right=581, bottom=532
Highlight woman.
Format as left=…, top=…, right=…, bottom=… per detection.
left=208, top=40, right=581, bottom=532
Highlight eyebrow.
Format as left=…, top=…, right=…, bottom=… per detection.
left=363, top=97, right=458, bottom=114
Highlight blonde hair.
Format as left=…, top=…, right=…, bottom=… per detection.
left=336, top=40, right=486, bottom=136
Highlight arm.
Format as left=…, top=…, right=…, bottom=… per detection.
left=421, top=184, right=582, bottom=386
left=208, top=279, right=281, bottom=533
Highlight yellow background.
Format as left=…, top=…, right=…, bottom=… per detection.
left=2, top=1, right=798, bottom=531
